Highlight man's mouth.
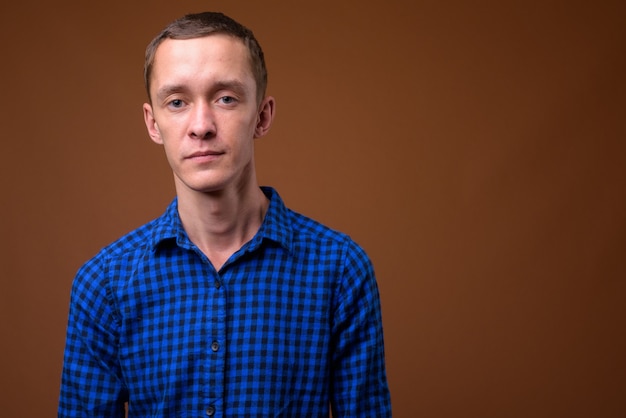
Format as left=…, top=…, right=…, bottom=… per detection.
left=187, top=150, right=224, bottom=161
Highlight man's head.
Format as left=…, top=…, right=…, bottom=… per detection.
left=144, top=12, right=267, bottom=104
left=141, top=13, right=276, bottom=197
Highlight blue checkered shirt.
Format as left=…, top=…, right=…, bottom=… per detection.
left=59, top=187, right=391, bottom=417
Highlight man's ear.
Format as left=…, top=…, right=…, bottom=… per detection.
left=254, top=96, right=276, bottom=138
left=143, top=103, right=163, bottom=144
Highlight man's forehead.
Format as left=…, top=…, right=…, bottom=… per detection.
left=156, top=34, right=248, bottom=59
left=152, top=36, right=252, bottom=77
left=149, top=35, right=256, bottom=96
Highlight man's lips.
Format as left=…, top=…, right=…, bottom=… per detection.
left=186, top=150, right=224, bottom=160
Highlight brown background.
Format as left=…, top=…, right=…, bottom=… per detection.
left=1, top=1, right=625, bottom=416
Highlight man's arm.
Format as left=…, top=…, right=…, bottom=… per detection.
left=330, top=240, right=392, bottom=417
left=59, top=259, right=127, bottom=417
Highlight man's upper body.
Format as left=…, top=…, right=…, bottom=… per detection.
left=59, top=187, right=390, bottom=416
left=59, top=12, right=391, bottom=417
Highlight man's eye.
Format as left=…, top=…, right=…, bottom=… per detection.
left=219, top=96, right=236, bottom=105
left=168, top=99, right=184, bottom=108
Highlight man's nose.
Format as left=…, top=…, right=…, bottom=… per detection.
left=188, top=102, right=216, bottom=139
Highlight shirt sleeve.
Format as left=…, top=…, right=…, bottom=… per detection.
left=330, top=240, right=392, bottom=417
left=58, top=256, right=128, bottom=417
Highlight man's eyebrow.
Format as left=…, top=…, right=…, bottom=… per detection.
left=212, top=80, right=247, bottom=94
left=155, top=80, right=249, bottom=101
left=155, top=84, right=187, bottom=101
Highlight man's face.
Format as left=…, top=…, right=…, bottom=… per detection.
left=143, top=35, right=274, bottom=196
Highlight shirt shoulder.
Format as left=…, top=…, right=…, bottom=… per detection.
left=284, top=205, right=372, bottom=272
left=73, top=200, right=177, bottom=292
left=261, top=187, right=370, bottom=264
left=87, top=217, right=160, bottom=266
left=287, top=208, right=351, bottom=246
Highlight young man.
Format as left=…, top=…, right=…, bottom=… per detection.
left=59, top=12, right=391, bottom=417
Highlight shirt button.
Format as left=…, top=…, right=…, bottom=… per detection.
left=211, top=341, right=219, bottom=352
left=214, top=281, right=221, bottom=289
left=206, top=406, right=215, bottom=416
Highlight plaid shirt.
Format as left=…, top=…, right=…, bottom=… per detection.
left=59, top=187, right=391, bottom=417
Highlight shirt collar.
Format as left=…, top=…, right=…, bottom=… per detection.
left=149, top=186, right=293, bottom=253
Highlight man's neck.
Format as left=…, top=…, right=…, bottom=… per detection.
left=175, top=182, right=269, bottom=271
